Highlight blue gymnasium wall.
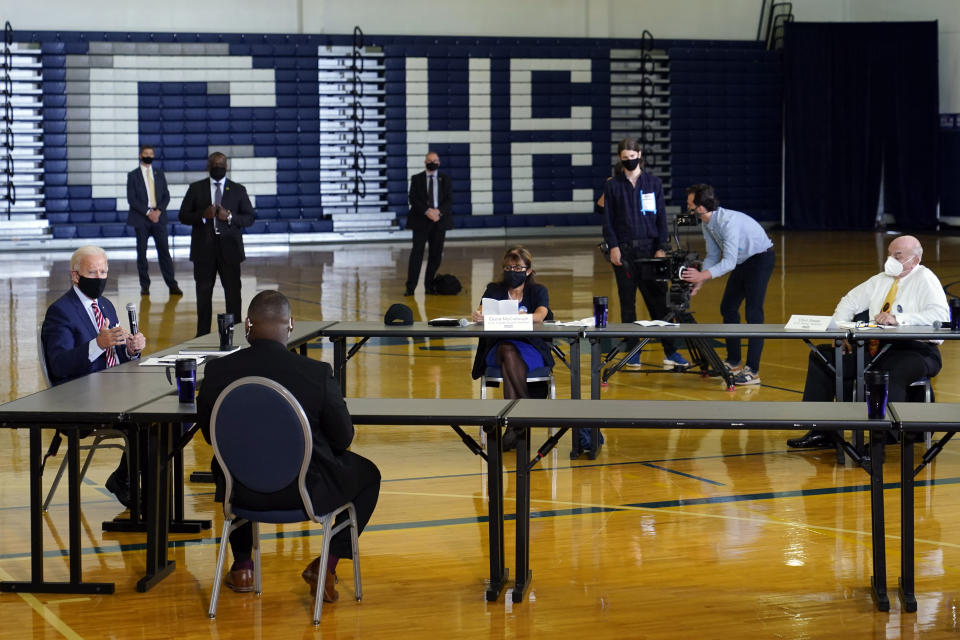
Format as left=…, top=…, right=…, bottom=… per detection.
left=18, top=30, right=782, bottom=240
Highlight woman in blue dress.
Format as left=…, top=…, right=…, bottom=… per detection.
left=470, top=246, right=553, bottom=449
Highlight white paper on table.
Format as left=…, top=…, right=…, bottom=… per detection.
left=481, top=298, right=519, bottom=316
left=552, top=317, right=594, bottom=327
left=139, top=355, right=205, bottom=367
left=634, top=320, right=679, bottom=327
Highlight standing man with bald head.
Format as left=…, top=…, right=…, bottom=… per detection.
left=788, top=235, right=950, bottom=449
left=405, top=150, right=453, bottom=296
left=179, top=152, right=256, bottom=337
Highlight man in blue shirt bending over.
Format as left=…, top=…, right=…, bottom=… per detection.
left=680, top=184, right=775, bottom=385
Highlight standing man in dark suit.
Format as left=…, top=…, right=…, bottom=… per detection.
left=178, top=152, right=255, bottom=337
left=196, top=290, right=380, bottom=600
left=126, top=144, right=182, bottom=298
left=41, top=245, right=147, bottom=506
left=405, top=150, right=453, bottom=295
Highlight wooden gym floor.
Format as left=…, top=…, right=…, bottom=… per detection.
left=0, top=229, right=959, bottom=639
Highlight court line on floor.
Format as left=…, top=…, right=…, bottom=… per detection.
left=5, top=477, right=960, bottom=563
left=0, top=567, right=84, bottom=640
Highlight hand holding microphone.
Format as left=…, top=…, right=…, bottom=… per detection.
left=124, top=302, right=146, bottom=354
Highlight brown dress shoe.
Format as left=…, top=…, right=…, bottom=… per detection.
left=302, top=557, right=338, bottom=603
left=224, top=568, right=254, bottom=593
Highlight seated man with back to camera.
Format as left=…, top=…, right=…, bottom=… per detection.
left=196, top=290, right=381, bottom=601
left=41, top=246, right=147, bottom=507
left=787, top=235, right=949, bottom=449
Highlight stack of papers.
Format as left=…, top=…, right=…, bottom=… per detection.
left=634, top=320, right=679, bottom=327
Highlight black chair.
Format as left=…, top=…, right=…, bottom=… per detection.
left=37, top=324, right=128, bottom=511
left=207, top=376, right=362, bottom=625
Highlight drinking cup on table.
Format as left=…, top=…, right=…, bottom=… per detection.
left=217, top=313, right=234, bottom=350
left=593, top=296, right=608, bottom=328
left=864, top=370, right=889, bottom=420
left=165, top=358, right=197, bottom=404
left=949, top=298, right=960, bottom=331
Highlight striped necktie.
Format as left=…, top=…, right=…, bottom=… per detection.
left=92, top=300, right=118, bottom=367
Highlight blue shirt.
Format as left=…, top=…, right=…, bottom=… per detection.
left=700, top=207, right=773, bottom=278
left=601, top=171, right=669, bottom=253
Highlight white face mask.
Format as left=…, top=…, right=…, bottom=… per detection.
left=884, top=255, right=911, bottom=277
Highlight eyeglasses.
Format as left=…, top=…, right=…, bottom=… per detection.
left=503, top=265, right=528, bottom=272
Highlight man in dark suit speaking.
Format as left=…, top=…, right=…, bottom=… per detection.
left=125, top=144, right=182, bottom=298
left=41, top=245, right=147, bottom=506
left=196, top=290, right=380, bottom=599
left=178, top=152, right=255, bottom=337
left=405, top=150, right=453, bottom=296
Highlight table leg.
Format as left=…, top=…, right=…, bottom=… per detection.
left=1, top=427, right=113, bottom=595
left=513, top=427, right=532, bottom=602
left=137, top=422, right=175, bottom=592
left=333, top=337, right=346, bottom=396
left=899, top=431, right=917, bottom=612
left=485, top=421, right=507, bottom=601
left=854, top=341, right=865, bottom=453
left=869, top=428, right=890, bottom=611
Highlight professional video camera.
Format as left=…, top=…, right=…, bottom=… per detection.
left=633, top=211, right=702, bottom=312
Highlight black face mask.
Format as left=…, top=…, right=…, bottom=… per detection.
left=140, top=156, right=154, bottom=165
left=209, top=166, right=227, bottom=181
left=77, top=275, right=107, bottom=299
left=425, top=162, right=439, bottom=172
left=621, top=157, right=641, bottom=171
left=503, top=271, right=527, bottom=289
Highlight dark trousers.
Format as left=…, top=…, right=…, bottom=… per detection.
left=612, top=263, right=678, bottom=356
left=406, top=224, right=446, bottom=291
left=719, top=248, right=775, bottom=371
left=193, top=260, right=242, bottom=337
left=229, top=451, right=381, bottom=562
left=134, top=222, right=178, bottom=290
left=803, top=342, right=942, bottom=403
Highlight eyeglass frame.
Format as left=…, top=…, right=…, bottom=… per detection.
left=502, top=264, right=529, bottom=272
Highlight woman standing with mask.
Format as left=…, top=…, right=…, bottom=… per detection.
left=471, top=246, right=552, bottom=450
left=602, top=137, right=688, bottom=370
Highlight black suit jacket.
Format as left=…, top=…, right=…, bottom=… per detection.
left=406, top=170, right=453, bottom=232
left=178, top=177, right=256, bottom=264
left=196, top=339, right=355, bottom=512
left=126, top=166, right=171, bottom=229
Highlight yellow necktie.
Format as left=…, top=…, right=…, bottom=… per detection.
left=869, top=279, right=899, bottom=357
left=146, top=170, right=156, bottom=210
left=881, top=278, right=899, bottom=313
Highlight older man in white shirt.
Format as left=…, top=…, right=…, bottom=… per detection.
left=787, top=235, right=949, bottom=449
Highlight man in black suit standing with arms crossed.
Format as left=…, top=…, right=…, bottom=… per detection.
left=405, top=150, right=453, bottom=295
left=179, top=152, right=255, bottom=336
left=126, top=144, right=182, bottom=297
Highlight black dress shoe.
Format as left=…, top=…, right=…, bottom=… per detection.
left=404, top=288, right=415, bottom=296
left=140, top=287, right=149, bottom=296
left=169, top=285, right=183, bottom=296
left=786, top=431, right=834, bottom=449
left=105, top=471, right=131, bottom=508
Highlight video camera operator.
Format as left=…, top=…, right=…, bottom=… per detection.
left=680, top=184, right=775, bottom=385
left=601, top=138, right=690, bottom=370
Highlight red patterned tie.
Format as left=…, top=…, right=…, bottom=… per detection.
left=92, top=300, right=118, bottom=367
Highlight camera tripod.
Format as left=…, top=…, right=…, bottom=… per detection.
left=599, top=308, right=737, bottom=390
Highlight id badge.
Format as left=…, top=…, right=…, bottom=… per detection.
left=640, top=191, right=657, bottom=214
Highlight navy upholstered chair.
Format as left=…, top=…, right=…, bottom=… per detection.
left=207, top=376, right=361, bottom=625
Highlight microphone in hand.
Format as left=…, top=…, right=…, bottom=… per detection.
left=126, top=302, right=138, bottom=335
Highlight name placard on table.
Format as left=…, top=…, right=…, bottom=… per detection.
left=784, top=315, right=836, bottom=331
left=484, top=314, right=534, bottom=331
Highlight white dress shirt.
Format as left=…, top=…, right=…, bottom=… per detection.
left=73, top=286, right=110, bottom=362
left=831, top=264, right=950, bottom=342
